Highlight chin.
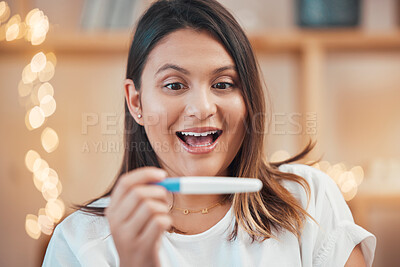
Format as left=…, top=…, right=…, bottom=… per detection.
left=181, top=165, right=222, bottom=177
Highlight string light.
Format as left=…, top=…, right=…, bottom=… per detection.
left=2, top=3, right=65, bottom=238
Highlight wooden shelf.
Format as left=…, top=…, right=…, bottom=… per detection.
left=250, top=30, right=400, bottom=53
left=1, top=29, right=400, bottom=54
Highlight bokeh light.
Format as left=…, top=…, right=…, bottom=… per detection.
left=22, top=64, right=38, bottom=84
left=350, top=166, right=364, bottom=185
left=42, top=181, right=62, bottom=201
left=32, top=158, right=49, bottom=177
left=0, top=1, right=11, bottom=23
left=311, top=160, right=364, bottom=201
left=5, top=14, right=20, bottom=41
left=25, top=214, right=41, bottom=239
left=38, top=61, right=55, bottom=82
left=45, top=199, right=65, bottom=223
left=38, top=208, right=54, bottom=235
left=18, top=80, right=32, bottom=97
left=37, top=82, right=54, bottom=101
left=22, top=8, right=49, bottom=45
left=28, top=106, right=45, bottom=129
left=41, top=127, right=59, bottom=153
left=30, top=52, right=47, bottom=73
left=25, top=150, right=41, bottom=172
left=45, top=52, right=57, bottom=66
left=40, top=95, right=56, bottom=117
left=5, top=22, right=18, bottom=41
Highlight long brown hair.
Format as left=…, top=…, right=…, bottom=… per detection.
left=74, top=0, right=319, bottom=242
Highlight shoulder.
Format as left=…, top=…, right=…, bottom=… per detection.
left=53, top=197, right=111, bottom=253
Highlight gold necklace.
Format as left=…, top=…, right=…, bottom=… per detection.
left=170, top=200, right=224, bottom=215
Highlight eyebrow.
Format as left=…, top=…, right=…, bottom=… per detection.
left=154, top=63, right=237, bottom=77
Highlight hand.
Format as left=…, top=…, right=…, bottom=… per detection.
left=105, top=167, right=172, bottom=267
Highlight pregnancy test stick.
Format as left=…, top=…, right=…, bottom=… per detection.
left=155, top=177, right=262, bottom=194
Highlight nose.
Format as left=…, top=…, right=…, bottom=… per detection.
left=184, top=85, right=217, bottom=120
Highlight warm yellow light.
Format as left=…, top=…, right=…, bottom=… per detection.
left=31, top=33, right=46, bottom=45
left=5, top=15, right=21, bottom=41
left=41, top=127, right=59, bottom=153
left=39, top=61, right=55, bottom=82
left=42, top=183, right=61, bottom=201
left=28, top=106, right=45, bottom=128
left=6, top=14, right=20, bottom=25
left=29, top=11, right=49, bottom=46
left=25, top=8, right=40, bottom=26
left=32, top=158, right=49, bottom=178
left=5, top=23, right=19, bottom=41
left=38, top=213, right=54, bottom=235
left=33, top=167, right=57, bottom=192
left=31, top=52, right=47, bottom=73
left=43, top=168, right=59, bottom=187
left=350, top=166, right=364, bottom=185
left=327, top=164, right=343, bottom=183
left=334, top=162, right=347, bottom=171
left=33, top=173, right=44, bottom=191
left=343, top=185, right=358, bottom=201
left=341, top=177, right=357, bottom=194
left=0, top=1, right=11, bottom=23
left=25, top=214, right=41, bottom=239
left=16, top=22, right=27, bottom=39
left=270, top=150, right=290, bottom=162
left=25, top=150, right=41, bottom=172
left=337, top=171, right=354, bottom=188
left=22, top=64, right=38, bottom=84
left=40, top=95, right=56, bottom=117
left=26, top=9, right=43, bottom=28
left=18, top=80, right=33, bottom=97
left=37, top=82, right=54, bottom=102
left=46, top=52, right=57, bottom=66
left=30, top=83, right=41, bottom=106
left=45, top=199, right=65, bottom=223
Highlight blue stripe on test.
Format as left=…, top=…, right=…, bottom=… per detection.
left=155, top=178, right=181, bottom=192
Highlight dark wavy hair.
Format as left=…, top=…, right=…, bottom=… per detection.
left=74, top=0, right=319, bottom=242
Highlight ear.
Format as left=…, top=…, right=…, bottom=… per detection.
left=124, top=79, right=143, bottom=126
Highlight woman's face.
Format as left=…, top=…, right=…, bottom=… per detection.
left=127, top=28, right=247, bottom=177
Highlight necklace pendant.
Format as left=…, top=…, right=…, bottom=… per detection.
left=183, top=209, right=189, bottom=215
left=201, top=208, right=208, bottom=214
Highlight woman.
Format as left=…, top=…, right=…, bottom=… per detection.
left=43, top=0, right=376, bottom=266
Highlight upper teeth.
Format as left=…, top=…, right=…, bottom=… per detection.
left=180, top=130, right=218, bottom=136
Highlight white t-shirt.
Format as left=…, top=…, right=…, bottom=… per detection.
left=42, top=163, right=376, bottom=266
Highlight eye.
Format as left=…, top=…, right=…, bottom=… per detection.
left=165, top=82, right=185, bottom=91
left=212, top=82, right=234, bottom=90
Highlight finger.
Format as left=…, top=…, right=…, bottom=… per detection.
left=125, top=199, right=170, bottom=238
left=137, top=214, right=172, bottom=249
left=109, top=185, right=169, bottom=224
left=109, top=167, right=167, bottom=209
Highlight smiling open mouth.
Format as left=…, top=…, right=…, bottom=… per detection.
left=176, top=130, right=223, bottom=147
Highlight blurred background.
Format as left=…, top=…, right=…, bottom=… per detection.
left=0, top=0, right=399, bottom=266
